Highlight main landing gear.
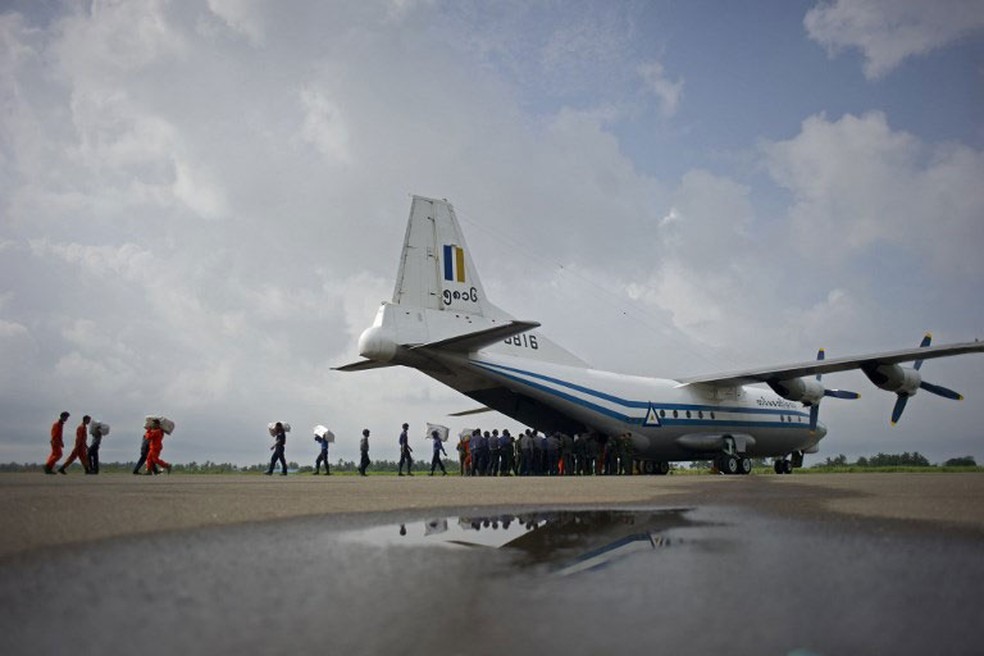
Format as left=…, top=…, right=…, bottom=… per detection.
left=641, top=460, right=671, bottom=475
left=714, top=436, right=752, bottom=475
left=715, top=453, right=752, bottom=475
left=773, top=451, right=803, bottom=475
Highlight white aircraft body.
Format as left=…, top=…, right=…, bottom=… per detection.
left=337, top=196, right=984, bottom=474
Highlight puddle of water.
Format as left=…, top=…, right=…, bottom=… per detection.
left=339, top=508, right=694, bottom=575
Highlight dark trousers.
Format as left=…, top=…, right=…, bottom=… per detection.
left=315, top=452, right=330, bottom=474
left=268, top=446, right=287, bottom=474
left=359, top=451, right=370, bottom=475
left=134, top=441, right=157, bottom=474
left=430, top=453, right=446, bottom=475
left=88, top=446, right=100, bottom=474
left=399, top=449, right=413, bottom=474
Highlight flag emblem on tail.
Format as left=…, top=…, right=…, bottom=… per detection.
left=443, top=245, right=466, bottom=283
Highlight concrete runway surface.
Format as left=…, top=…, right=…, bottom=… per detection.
left=2, top=473, right=983, bottom=655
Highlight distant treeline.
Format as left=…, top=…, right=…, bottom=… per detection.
left=812, top=452, right=977, bottom=468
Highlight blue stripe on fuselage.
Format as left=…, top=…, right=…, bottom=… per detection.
left=471, top=359, right=810, bottom=429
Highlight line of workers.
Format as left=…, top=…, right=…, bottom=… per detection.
left=45, top=411, right=171, bottom=475
left=456, top=429, right=637, bottom=476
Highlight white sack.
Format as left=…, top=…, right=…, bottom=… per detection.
left=426, top=423, right=450, bottom=442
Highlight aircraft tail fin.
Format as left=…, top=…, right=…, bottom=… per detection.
left=346, top=195, right=588, bottom=370
left=392, top=196, right=506, bottom=319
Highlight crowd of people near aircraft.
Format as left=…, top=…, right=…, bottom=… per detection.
left=454, top=428, right=637, bottom=477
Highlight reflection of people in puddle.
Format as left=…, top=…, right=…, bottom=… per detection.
left=399, top=524, right=407, bottom=536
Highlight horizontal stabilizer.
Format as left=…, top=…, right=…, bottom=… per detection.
left=333, top=359, right=399, bottom=372
left=411, top=320, right=541, bottom=354
left=448, top=406, right=495, bottom=417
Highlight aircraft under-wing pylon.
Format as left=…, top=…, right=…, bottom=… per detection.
left=336, top=196, right=983, bottom=474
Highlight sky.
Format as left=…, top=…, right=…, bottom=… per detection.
left=2, top=0, right=983, bottom=467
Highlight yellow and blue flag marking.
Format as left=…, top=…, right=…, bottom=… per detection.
left=443, top=245, right=466, bottom=283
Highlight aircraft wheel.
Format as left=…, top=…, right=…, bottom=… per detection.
left=774, top=460, right=785, bottom=475
left=657, top=461, right=670, bottom=476
left=642, top=461, right=655, bottom=475
left=783, top=460, right=793, bottom=475
left=719, top=455, right=739, bottom=475
left=738, top=457, right=752, bottom=475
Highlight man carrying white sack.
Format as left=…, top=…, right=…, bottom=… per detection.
left=313, top=428, right=331, bottom=475
left=265, top=422, right=288, bottom=476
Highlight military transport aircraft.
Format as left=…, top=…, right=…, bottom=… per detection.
left=336, top=196, right=983, bottom=474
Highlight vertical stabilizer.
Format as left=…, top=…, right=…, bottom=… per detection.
left=393, top=196, right=506, bottom=319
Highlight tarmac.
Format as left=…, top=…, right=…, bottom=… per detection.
left=3, top=472, right=984, bottom=655
left=3, top=471, right=984, bottom=559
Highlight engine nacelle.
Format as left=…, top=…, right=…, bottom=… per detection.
left=767, top=377, right=825, bottom=406
left=862, top=363, right=921, bottom=396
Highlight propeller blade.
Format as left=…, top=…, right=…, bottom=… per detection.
left=816, top=348, right=824, bottom=381
left=914, top=333, right=932, bottom=371
left=809, top=405, right=819, bottom=433
left=920, top=381, right=963, bottom=401
left=825, top=389, right=861, bottom=400
left=890, top=395, right=908, bottom=425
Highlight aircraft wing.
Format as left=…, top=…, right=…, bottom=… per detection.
left=676, top=340, right=984, bottom=387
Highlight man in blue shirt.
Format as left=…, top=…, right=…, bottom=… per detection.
left=429, top=430, right=447, bottom=476
left=314, top=431, right=330, bottom=475
left=398, top=423, right=414, bottom=476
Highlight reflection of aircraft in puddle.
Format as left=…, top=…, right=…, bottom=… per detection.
left=415, top=509, right=693, bottom=576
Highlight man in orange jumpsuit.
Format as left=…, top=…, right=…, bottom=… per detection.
left=144, top=419, right=171, bottom=475
left=59, top=415, right=91, bottom=474
left=45, top=411, right=70, bottom=474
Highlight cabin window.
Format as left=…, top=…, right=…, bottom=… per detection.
left=660, top=409, right=666, bottom=418
left=672, top=410, right=678, bottom=419
left=698, top=410, right=704, bottom=419
left=685, top=410, right=691, bottom=419
left=710, top=412, right=716, bottom=420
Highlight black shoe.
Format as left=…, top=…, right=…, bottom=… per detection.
left=264, top=471, right=272, bottom=476
left=281, top=472, right=287, bottom=476
left=398, top=472, right=404, bottom=476
left=44, top=467, right=55, bottom=475
left=313, top=471, right=319, bottom=475
left=57, top=467, right=66, bottom=475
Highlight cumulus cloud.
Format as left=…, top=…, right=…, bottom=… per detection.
left=762, top=111, right=984, bottom=276
left=805, top=0, right=984, bottom=78
left=637, top=61, right=683, bottom=117
left=297, top=87, right=351, bottom=163
left=205, top=0, right=265, bottom=45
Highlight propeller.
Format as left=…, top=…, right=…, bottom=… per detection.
left=891, top=334, right=965, bottom=425
left=809, top=349, right=861, bottom=432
